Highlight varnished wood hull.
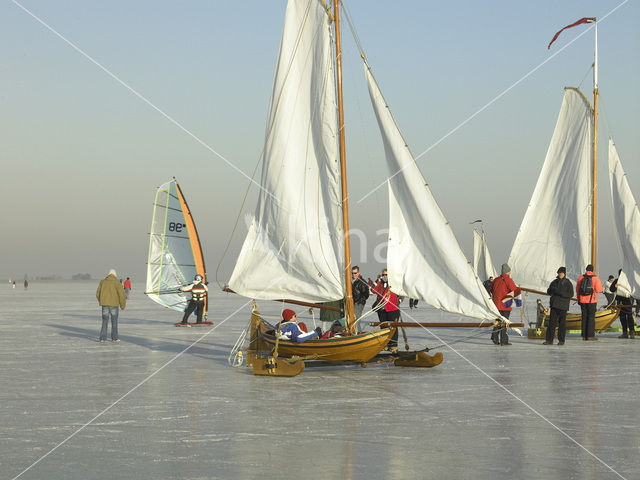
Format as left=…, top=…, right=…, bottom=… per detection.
left=528, top=308, right=620, bottom=339
left=258, top=322, right=395, bottom=362
left=247, top=310, right=394, bottom=363
left=564, top=308, right=620, bottom=331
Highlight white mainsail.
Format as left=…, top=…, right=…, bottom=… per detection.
left=508, top=88, right=593, bottom=290
left=473, top=229, right=498, bottom=282
left=228, top=0, right=344, bottom=302
left=365, top=65, right=500, bottom=322
left=609, top=138, right=640, bottom=295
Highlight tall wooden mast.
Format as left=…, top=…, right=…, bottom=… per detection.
left=591, top=18, right=598, bottom=267
left=333, top=0, right=355, bottom=333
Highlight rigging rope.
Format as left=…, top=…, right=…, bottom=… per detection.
left=577, top=63, right=594, bottom=92
left=340, top=1, right=366, bottom=59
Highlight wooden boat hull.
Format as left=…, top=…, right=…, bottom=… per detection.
left=527, top=308, right=619, bottom=339
left=247, top=310, right=394, bottom=363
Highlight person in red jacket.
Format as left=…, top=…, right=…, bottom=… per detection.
left=372, top=269, right=401, bottom=352
left=123, top=277, right=132, bottom=298
left=490, top=263, right=521, bottom=346
left=576, top=265, right=603, bottom=340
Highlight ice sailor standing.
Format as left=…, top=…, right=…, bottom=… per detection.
left=180, top=275, right=208, bottom=325
left=490, top=263, right=521, bottom=346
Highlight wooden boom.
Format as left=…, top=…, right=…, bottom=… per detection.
left=520, top=286, right=578, bottom=302
left=222, top=287, right=343, bottom=312
left=370, top=322, right=525, bottom=328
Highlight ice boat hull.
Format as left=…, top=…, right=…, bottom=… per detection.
left=528, top=307, right=620, bottom=338
left=247, top=310, right=395, bottom=363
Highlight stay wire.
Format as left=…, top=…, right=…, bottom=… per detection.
left=576, top=63, right=594, bottom=92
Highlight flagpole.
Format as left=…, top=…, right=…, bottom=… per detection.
left=591, top=18, right=598, bottom=268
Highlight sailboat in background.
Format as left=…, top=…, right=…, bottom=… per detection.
left=608, top=139, right=640, bottom=296
left=473, top=228, right=498, bottom=283
left=145, top=178, right=210, bottom=324
left=508, top=18, right=623, bottom=335
left=224, top=0, right=501, bottom=375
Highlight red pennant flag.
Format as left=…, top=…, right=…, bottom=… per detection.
left=548, top=17, right=596, bottom=49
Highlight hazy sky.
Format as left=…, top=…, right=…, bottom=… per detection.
left=1, top=0, right=638, bottom=284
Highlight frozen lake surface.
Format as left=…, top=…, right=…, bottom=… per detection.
left=1, top=281, right=638, bottom=480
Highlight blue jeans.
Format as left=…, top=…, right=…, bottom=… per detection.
left=100, top=306, right=119, bottom=341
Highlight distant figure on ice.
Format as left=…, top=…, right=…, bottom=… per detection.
left=123, top=277, right=131, bottom=298
left=611, top=270, right=634, bottom=339
left=24, top=279, right=28, bottom=289
left=576, top=265, right=603, bottom=341
left=543, top=267, right=573, bottom=346
left=12, top=281, right=16, bottom=289
left=409, top=298, right=419, bottom=309
left=180, top=275, right=208, bottom=325
left=603, top=275, right=616, bottom=307
left=96, top=269, right=126, bottom=343
left=490, top=263, right=521, bottom=346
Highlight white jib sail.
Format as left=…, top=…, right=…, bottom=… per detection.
left=609, top=138, right=640, bottom=296
left=473, top=230, right=498, bottom=281
left=365, top=65, right=500, bottom=321
left=508, top=88, right=593, bottom=291
left=229, top=0, right=344, bottom=302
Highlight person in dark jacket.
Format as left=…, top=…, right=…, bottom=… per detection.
left=611, top=269, right=635, bottom=339
left=483, top=277, right=494, bottom=295
left=351, top=266, right=369, bottom=321
left=603, top=275, right=615, bottom=307
left=543, top=266, right=574, bottom=345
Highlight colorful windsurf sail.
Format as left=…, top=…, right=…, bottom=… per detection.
left=145, top=178, right=207, bottom=315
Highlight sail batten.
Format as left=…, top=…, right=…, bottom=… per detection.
left=229, top=0, right=344, bottom=303
left=508, top=88, right=593, bottom=290
left=609, top=139, right=640, bottom=295
left=365, top=64, right=500, bottom=322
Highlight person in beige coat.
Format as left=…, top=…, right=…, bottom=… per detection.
left=96, top=269, right=126, bottom=342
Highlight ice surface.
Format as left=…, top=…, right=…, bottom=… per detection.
left=1, top=282, right=638, bottom=480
